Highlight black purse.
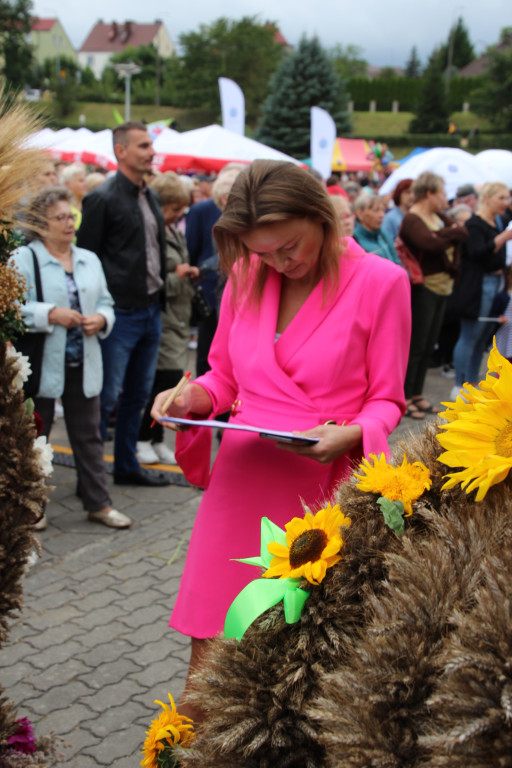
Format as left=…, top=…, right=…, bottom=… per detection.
left=14, top=247, right=45, bottom=399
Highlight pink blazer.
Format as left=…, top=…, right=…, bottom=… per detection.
left=176, top=239, right=411, bottom=489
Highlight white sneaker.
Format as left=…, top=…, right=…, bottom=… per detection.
left=450, top=385, right=468, bottom=402
left=136, top=441, right=159, bottom=464
left=34, top=513, right=47, bottom=530
left=152, top=442, right=177, bottom=465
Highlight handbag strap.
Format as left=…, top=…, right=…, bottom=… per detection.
left=27, top=246, right=44, bottom=302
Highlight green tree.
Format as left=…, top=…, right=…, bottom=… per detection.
left=330, top=44, right=367, bottom=79
left=409, top=63, right=450, bottom=133
left=429, top=17, right=475, bottom=74
left=471, top=44, right=512, bottom=131
left=256, top=36, right=352, bottom=158
left=404, top=46, right=422, bottom=78
left=174, top=17, right=286, bottom=122
left=0, top=0, right=34, bottom=87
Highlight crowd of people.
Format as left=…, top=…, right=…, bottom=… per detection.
left=10, top=124, right=512, bottom=721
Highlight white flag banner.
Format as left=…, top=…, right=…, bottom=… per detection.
left=310, top=106, right=336, bottom=180
left=218, top=77, right=245, bottom=136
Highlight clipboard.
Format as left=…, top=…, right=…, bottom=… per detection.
left=160, top=417, right=319, bottom=445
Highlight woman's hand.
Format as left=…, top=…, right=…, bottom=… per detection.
left=276, top=423, right=362, bottom=465
left=175, top=264, right=200, bottom=281
left=48, top=307, right=82, bottom=328
left=151, top=383, right=213, bottom=431
left=82, top=313, right=106, bottom=336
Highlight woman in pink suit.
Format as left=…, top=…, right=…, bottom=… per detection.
left=152, top=161, right=411, bottom=720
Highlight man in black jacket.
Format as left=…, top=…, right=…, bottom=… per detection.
left=77, top=122, right=170, bottom=486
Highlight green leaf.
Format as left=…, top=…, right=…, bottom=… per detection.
left=377, top=497, right=405, bottom=535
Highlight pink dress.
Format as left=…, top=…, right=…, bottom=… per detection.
left=171, top=240, right=411, bottom=638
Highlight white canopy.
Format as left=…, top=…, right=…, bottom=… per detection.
left=475, top=150, right=512, bottom=189
left=153, top=124, right=301, bottom=173
left=379, top=147, right=495, bottom=200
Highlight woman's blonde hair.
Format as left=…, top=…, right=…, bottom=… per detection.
left=478, top=181, right=509, bottom=203
left=411, top=171, right=445, bottom=202
left=150, top=171, right=189, bottom=208
left=213, top=160, right=342, bottom=303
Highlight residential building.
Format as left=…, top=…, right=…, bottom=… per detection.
left=29, top=18, right=76, bottom=66
left=78, top=20, right=174, bottom=80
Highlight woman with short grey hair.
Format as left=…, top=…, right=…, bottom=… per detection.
left=12, top=185, right=130, bottom=529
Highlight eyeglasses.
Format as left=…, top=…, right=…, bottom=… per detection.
left=49, top=213, right=77, bottom=223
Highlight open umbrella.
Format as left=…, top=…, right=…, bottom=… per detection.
left=379, top=147, right=495, bottom=200
left=153, top=124, right=301, bottom=173
left=475, top=150, right=512, bottom=189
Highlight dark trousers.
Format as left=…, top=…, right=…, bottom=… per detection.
left=405, top=284, right=447, bottom=398
left=35, top=365, right=111, bottom=513
left=196, top=312, right=218, bottom=377
left=99, top=304, right=161, bottom=475
left=139, top=368, right=183, bottom=443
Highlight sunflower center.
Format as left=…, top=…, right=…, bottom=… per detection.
left=289, top=529, right=328, bottom=567
left=496, top=421, right=512, bottom=458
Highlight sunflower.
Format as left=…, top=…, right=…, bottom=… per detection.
left=262, top=503, right=351, bottom=585
left=141, top=694, right=195, bottom=768
left=437, top=345, right=512, bottom=501
left=354, top=453, right=431, bottom=516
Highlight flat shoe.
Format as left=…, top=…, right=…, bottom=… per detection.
left=88, top=509, right=132, bottom=528
left=113, top=469, right=171, bottom=487
left=404, top=405, right=425, bottom=420
left=411, top=397, right=440, bottom=414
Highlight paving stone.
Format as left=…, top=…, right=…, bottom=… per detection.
left=75, top=638, right=137, bottom=667
left=79, top=658, right=142, bottom=690
left=21, top=622, right=84, bottom=650
left=23, top=604, right=82, bottom=631
left=30, top=680, right=93, bottom=715
left=86, top=700, right=147, bottom=740
left=80, top=678, right=144, bottom=714
left=29, top=657, right=92, bottom=691
left=68, top=588, right=127, bottom=614
left=0, top=639, right=41, bottom=665
left=70, top=602, right=126, bottom=629
left=24, top=639, right=86, bottom=670
left=73, top=621, right=131, bottom=648
left=0, top=661, right=35, bottom=688
left=118, top=605, right=168, bottom=630
left=27, top=587, right=82, bottom=612
left=55, top=726, right=101, bottom=760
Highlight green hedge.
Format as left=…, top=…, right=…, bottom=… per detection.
left=347, top=76, right=485, bottom=112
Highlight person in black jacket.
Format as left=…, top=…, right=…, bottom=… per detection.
left=452, top=182, right=512, bottom=392
left=77, top=122, right=171, bottom=487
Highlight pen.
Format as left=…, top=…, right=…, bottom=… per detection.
left=151, top=370, right=191, bottom=428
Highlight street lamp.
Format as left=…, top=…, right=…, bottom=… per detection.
left=113, top=62, right=142, bottom=122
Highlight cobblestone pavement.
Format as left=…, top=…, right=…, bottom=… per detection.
left=1, top=367, right=455, bottom=767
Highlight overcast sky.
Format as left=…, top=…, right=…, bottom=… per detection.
left=32, top=0, right=507, bottom=66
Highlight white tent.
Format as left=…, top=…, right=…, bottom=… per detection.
left=153, top=124, right=301, bottom=173
left=475, top=150, right=512, bottom=189
left=379, top=147, right=495, bottom=201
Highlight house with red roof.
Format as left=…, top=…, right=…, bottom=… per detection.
left=29, top=18, right=76, bottom=65
left=78, top=20, right=174, bottom=79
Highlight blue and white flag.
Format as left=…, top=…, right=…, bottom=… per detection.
left=310, top=106, right=336, bottom=180
left=218, top=77, right=245, bottom=136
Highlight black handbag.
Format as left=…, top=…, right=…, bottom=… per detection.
left=14, top=247, right=45, bottom=398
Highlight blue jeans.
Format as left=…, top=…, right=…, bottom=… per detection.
left=100, top=305, right=162, bottom=474
left=453, top=273, right=502, bottom=386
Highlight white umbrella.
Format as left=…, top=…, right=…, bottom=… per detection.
left=153, top=124, right=301, bottom=173
left=379, top=147, right=495, bottom=200
left=475, top=150, right=512, bottom=189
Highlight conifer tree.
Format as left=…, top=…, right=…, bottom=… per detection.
left=256, top=36, right=351, bottom=159
left=405, top=46, right=422, bottom=78
left=409, top=63, right=450, bottom=134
